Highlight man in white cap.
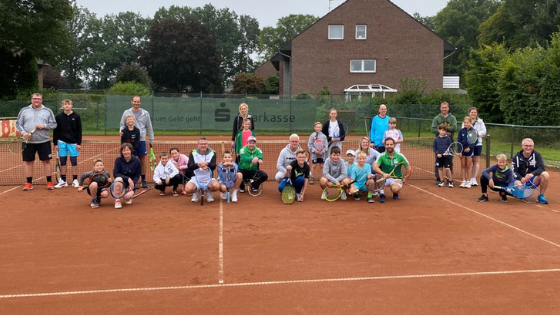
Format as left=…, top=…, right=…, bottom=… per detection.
left=238, top=136, right=268, bottom=193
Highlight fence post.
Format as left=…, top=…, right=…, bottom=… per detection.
left=486, top=134, right=491, bottom=168
left=417, top=119, right=421, bottom=137
left=510, top=125, right=515, bottom=159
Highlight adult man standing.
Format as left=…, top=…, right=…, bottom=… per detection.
left=16, top=93, right=58, bottom=190
left=185, top=137, right=219, bottom=203
left=373, top=137, right=412, bottom=203
left=431, top=101, right=457, bottom=185
left=512, top=138, right=550, bottom=204
left=120, top=96, right=154, bottom=188
left=369, top=104, right=390, bottom=153
left=275, top=134, right=302, bottom=182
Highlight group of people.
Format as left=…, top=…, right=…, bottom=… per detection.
left=15, top=94, right=551, bottom=208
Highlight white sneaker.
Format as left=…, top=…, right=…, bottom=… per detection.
left=72, top=179, right=80, bottom=188
left=341, top=191, right=347, bottom=201
left=207, top=192, right=214, bottom=203
left=54, top=179, right=68, bottom=189
left=125, top=198, right=132, bottom=204
left=191, top=191, right=199, bottom=203
left=471, top=178, right=478, bottom=186
left=221, top=192, right=227, bottom=200
left=114, top=199, right=122, bottom=209
left=465, top=182, right=471, bottom=189
left=460, top=181, right=466, bottom=188
left=296, top=193, right=302, bottom=202
left=231, top=190, right=238, bottom=203
left=321, top=190, right=327, bottom=200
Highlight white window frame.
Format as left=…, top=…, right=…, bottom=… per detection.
left=356, top=25, right=367, bottom=40
left=328, top=25, right=344, bottom=40
left=350, top=60, right=377, bottom=73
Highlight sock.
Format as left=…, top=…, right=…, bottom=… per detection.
left=73, top=175, right=78, bottom=181
left=141, top=175, right=146, bottom=181
left=61, top=175, right=67, bottom=182
left=46, top=176, right=52, bottom=182
left=26, top=177, right=33, bottom=184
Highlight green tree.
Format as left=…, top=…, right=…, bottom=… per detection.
left=0, top=48, right=38, bottom=98
left=432, top=0, right=500, bottom=79
left=413, top=13, right=435, bottom=31
left=258, top=14, right=319, bottom=60
left=237, top=15, right=260, bottom=73
left=231, top=72, right=265, bottom=94
left=141, top=18, right=221, bottom=93
left=479, top=0, right=560, bottom=49
left=115, top=62, right=150, bottom=87
left=466, top=43, right=508, bottom=123
left=264, top=74, right=279, bottom=94
left=106, top=81, right=151, bottom=96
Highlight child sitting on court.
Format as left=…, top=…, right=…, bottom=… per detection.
left=382, top=117, right=404, bottom=153
left=458, top=116, right=476, bottom=188
left=283, top=149, right=310, bottom=202
left=348, top=151, right=376, bottom=203
left=153, top=152, right=182, bottom=196
left=477, top=154, right=514, bottom=202
left=169, top=147, right=191, bottom=195
left=433, top=125, right=453, bottom=188
left=307, top=121, right=328, bottom=184
left=320, top=147, right=350, bottom=200
left=121, top=114, right=140, bottom=156
left=217, top=151, right=242, bottom=203
left=77, top=158, right=112, bottom=208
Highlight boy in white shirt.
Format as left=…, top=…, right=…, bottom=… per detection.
left=153, top=152, right=182, bottom=196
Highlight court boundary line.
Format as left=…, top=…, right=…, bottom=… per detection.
left=1, top=268, right=559, bottom=300
left=218, top=198, right=224, bottom=284
left=407, top=183, right=560, bottom=248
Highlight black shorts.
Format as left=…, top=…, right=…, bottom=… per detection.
left=435, top=155, right=452, bottom=168
left=312, top=158, right=324, bottom=164
left=22, top=141, right=52, bottom=161
left=473, top=145, right=482, bottom=156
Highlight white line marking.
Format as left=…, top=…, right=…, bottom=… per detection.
left=0, top=186, right=20, bottom=195
left=1, top=268, right=559, bottom=299
left=408, top=183, right=560, bottom=248
left=218, top=198, right=224, bottom=284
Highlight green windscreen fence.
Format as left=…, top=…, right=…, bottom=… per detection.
left=106, top=96, right=318, bottom=131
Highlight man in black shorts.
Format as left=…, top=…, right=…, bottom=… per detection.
left=16, top=93, right=58, bottom=190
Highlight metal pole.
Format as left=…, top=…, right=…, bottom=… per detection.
left=485, top=134, right=491, bottom=168
left=510, top=125, right=515, bottom=159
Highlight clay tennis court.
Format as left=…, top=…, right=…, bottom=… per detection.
left=1, top=135, right=560, bottom=314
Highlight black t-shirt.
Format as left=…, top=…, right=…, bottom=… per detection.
left=289, top=160, right=310, bottom=181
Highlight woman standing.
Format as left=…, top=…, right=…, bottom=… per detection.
left=231, top=103, right=255, bottom=154
left=321, top=108, right=346, bottom=152
left=461, top=107, right=486, bottom=186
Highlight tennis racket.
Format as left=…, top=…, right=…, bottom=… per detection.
left=246, top=171, right=263, bottom=197
left=53, top=152, right=61, bottom=183
left=467, top=129, right=479, bottom=145
left=281, top=178, right=296, bottom=204
left=195, top=171, right=210, bottom=206
left=110, top=181, right=127, bottom=199
left=89, top=172, right=110, bottom=188
left=133, top=187, right=152, bottom=198
left=323, top=180, right=355, bottom=202
left=311, top=138, right=328, bottom=158
left=443, top=142, right=463, bottom=157
left=149, top=145, right=156, bottom=171
left=495, top=184, right=539, bottom=203
left=386, top=162, right=405, bottom=179
left=8, top=128, right=36, bottom=154
left=374, top=174, right=386, bottom=194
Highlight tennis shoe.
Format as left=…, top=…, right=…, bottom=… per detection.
left=435, top=179, right=441, bottom=186
left=341, top=191, right=347, bottom=201
left=477, top=194, right=489, bottom=202
left=538, top=194, right=549, bottom=204
left=22, top=183, right=33, bottom=191
left=239, top=186, right=245, bottom=193
left=500, top=191, right=508, bottom=203
left=72, top=179, right=80, bottom=188
left=221, top=192, right=227, bottom=200
left=172, top=190, right=179, bottom=197
left=207, top=192, right=214, bottom=203
left=141, top=180, right=148, bottom=188
left=393, top=193, right=400, bottom=200
left=321, top=190, right=327, bottom=200
left=438, top=181, right=445, bottom=187
left=367, top=195, right=375, bottom=203
left=54, top=179, right=67, bottom=189
left=465, top=182, right=472, bottom=189
left=471, top=178, right=479, bottom=186
left=47, top=182, right=55, bottom=190
left=448, top=180, right=454, bottom=188
left=353, top=193, right=360, bottom=201
left=125, top=198, right=132, bottom=205
left=91, top=199, right=100, bottom=208
left=379, top=194, right=386, bottom=203
left=191, top=191, right=199, bottom=203
left=231, top=190, right=238, bottom=202
left=114, top=199, right=122, bottom=209
left=296, top=193, right=302, bottom=202
left=159, top=190, right=165, bottom=196
left=460, top=181, right=467, bottom=188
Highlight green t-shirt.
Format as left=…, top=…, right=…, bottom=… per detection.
left=375, top=151, right=409, bottom=179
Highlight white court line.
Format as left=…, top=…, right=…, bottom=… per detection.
left=218, top=198, right=225, bottom=284
left=407, top=183, right=560, bottom=248
left=0, top=186, right=20, bottom=195
left=1, top=268, right=560, bottom=300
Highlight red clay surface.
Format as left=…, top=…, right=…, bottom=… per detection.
left=1, top=135, right=560, bottom=314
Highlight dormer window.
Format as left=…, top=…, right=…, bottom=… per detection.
left=328, top=25, right=344, bottom=39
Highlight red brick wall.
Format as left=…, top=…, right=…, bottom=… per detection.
left=289, top=0, right=445, bottom=96
left=254, top=61, right=278, bottom=80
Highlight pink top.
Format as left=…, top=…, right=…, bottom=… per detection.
left=170, top=153, right=189, bottom=171
left=242, top=130, right=252, bottom=147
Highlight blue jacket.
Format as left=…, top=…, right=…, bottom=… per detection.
left=433, top=135, right=452, bottom=155
left=113, top=155, right=142, bottom=185
left=369, top=115, right=390, bottom=146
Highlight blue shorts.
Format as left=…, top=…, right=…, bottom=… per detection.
left=57, top=140, right=79, bottom=157
left=473, top=145, right=482, bottom=156
left=137, top=141, right=147, bottom=157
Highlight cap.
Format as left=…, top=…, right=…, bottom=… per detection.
left=346, top=149, right=355, bottom=156
left=247, top=136, right=257, bottom=142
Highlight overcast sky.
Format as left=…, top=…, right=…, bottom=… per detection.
left=75, top=0, right=448, bottom=27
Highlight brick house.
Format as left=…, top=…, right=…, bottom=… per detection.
left=253, top=0, right=455, bottom=97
